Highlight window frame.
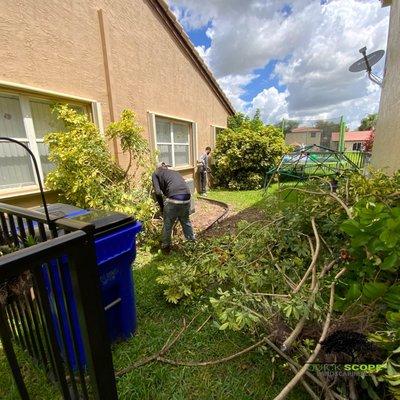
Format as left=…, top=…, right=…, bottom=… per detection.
left=211, top=125, right=226, bottom=147
left=152, top=114, right=195, bottom=169
left=352, top=142, right=362, bottom=151
left=0, top=88, right=94, bottom=195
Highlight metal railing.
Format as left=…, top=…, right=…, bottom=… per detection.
left=0, top=202, right=118, bottom=399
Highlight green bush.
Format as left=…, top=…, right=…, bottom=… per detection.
left=45, top=105, right=156, bottom=222
left=212, top=112, right=288, bottom=190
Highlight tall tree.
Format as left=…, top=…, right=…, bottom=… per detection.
left=275, top=119, right=300, bottom=135
left=314, top=120, right=341, bottom=148
left=358, top=113, right=378, bottom=131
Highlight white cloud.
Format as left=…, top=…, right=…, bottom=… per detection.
left=217, top=73, right=259, bottom=111
left=169, top=0, right=389, bottom=126
left=248, top=87, right=289, bottom=123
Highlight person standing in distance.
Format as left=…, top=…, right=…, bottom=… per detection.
left=199, top=146, right=212, bottom=196
left=152, top=162, right=195, bottom=253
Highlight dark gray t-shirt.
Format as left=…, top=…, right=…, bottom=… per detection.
left=152, top=168, right=190, bottom=198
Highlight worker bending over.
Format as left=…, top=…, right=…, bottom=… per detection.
left=152, top=162, right=195, bottom=252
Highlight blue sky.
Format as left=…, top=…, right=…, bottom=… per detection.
left=169, top=0, right=389, bottom=127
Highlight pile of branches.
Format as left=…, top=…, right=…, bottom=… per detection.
left=133, top=170, right=400, bottom=398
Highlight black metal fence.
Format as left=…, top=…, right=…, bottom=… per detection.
left=0, top=203, right=118, bottom=399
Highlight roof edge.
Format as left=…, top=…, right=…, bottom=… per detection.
left=381, top=0, right=392, bottom=7
left=148, top=0, right=235, bottom=116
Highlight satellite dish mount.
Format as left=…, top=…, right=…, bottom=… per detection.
left=349, top=46, right=385, bottom=87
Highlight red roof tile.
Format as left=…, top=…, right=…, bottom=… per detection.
left=331, top=130, right=373, bottom=142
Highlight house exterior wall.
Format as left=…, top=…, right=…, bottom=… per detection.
left=332, top=141, right=364, bottom=152
left=0, top=0, right=231, bottom=206
left=371, top=0, right=400, bottom=173
left=285, top=131, right=321, bottom=147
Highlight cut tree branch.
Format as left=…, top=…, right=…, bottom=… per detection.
left=274, top=268, right=347, bottom=400
left=281, top=187, right=352, bottom=219
left=116, top=313, right=199, bottom=377
left=158, top=337, right=268, bottom=366
left=293, top=218, right=320, bottom=294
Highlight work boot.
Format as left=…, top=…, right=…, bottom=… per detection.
left=161, top=245, right=171, bottom=255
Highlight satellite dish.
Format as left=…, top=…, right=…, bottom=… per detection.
left=349, top=47, right=385, bottom=87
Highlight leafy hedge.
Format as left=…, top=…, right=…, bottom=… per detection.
left=212, top=112, right=288, bottom=190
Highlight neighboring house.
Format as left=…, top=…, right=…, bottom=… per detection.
left=285, top=127, right=322, bottom=147
left=371, top=0, right=400, bottom=173
left=331, top=131, right=373, bottom=151
left=0, top=0, right=234, bottom=207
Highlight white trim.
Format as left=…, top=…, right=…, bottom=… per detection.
left=19, top=95, right=44, bottom=184
left=147, top=112, right=157, bottom=153
left=192, top=122, right=198, bottom=163
left=92, top=101, right=104, bottom=136
left=170, top=121, right=175, bottom=167
left=0, top=80, right=95, bottom=103
left=210, top=124, right=226, bottom=147
left=147, top=110, right=194, bottom=123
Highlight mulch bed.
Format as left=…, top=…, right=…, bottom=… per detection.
left=152, top=198, right=266, bottom=240
left=201, top=206, right=266, bottom=238
left=190, top=198, right=227, bottom=233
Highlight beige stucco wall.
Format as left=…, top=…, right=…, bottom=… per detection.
left=285, top=131, right=321, bottom=147
left=371, top=0, right=400, bottom=173
left=0, top=0, right=231, bottom=205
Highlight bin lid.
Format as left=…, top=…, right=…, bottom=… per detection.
left=34, top=203, right=86, bottom=219
left=69, top=209, right=135, bottom=234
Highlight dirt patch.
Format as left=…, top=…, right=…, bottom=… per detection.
left=202, top=206, right=266, bottom=238
left=190, top=199, right=227, bottom=233
left=152, top=198, right=265, bottom=240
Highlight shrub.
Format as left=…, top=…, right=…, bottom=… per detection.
left=45, top=105, right=156, bottom=222
left=212, top=112, right=288, bottom=190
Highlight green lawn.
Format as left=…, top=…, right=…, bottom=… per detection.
left=0, top=346, right=60, bottom=399
left=113, top=252, right=307, bottom=399
left=205, top=189, right=265, bottom=210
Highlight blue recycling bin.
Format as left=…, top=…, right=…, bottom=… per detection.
left=38, top=204, right=142, bottom=368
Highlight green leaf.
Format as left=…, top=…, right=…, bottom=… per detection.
left=362, top=282, right=388, bottom=302
left=380, top=230, right=399, bottom=248
left=352, top=233, right=371, bottom=247
left=346, top=282, right=362, bottom=301
left=219, top=322, right=230, bottom=330
left=341, top=220, right=361, bottom=236
left=381, top=253, right=399, bottom=271
left=384, top=285, right=400, bottom=309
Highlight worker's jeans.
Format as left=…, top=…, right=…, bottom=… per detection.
left=200, top=170, right=207, bottom=194
left=162, top=200, right=195, bottom=247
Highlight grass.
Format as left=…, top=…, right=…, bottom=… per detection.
left=0, top=190, right=308, bottom=399
left=205, top=189, right=265, bottom=211
left=113, top=252, right=307, bottom=399
left=205, top=183, right=300, bottom=211
left=0, top=345, right=60, bottom=399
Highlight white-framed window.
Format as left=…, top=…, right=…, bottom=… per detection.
left=0, top=91, right=88, bottom=191
left=310, top=132, right=316, bottom=138
left=211, top=125, right=226, bottom=147
left=155, top=117, right=191, bottom=167
left=352, top=142, right=362, bottom=151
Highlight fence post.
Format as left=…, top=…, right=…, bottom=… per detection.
left=0, top=306, right=30, bottom=400
left=68, top=232, right=118, bottom=400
